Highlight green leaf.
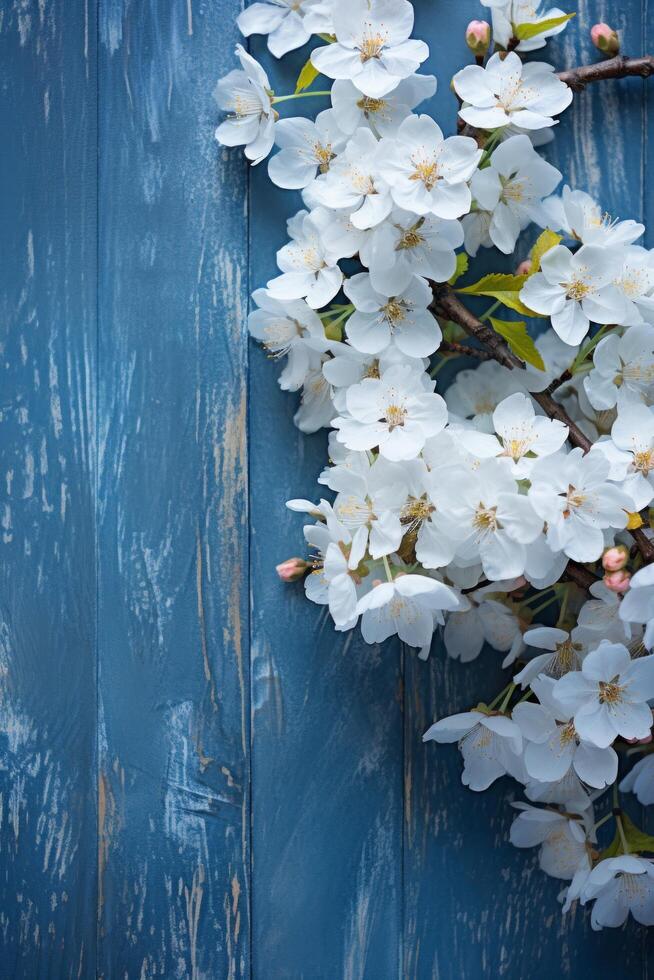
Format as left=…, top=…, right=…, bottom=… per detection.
left=530, top=229, right=563, bottom=274
left=448, top=253, right=469, bottom=286
left=490, top=318, right=545, bottom=371
left=295, top=57, right=320, bottom=94
left=514, top=12, right=575, bottom=41
left=457, top=273, right=543, bottom=318
left=599, top=812, right=654, bottom=860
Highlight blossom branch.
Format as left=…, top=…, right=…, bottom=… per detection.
left=557, top=55, right=654, bottom=91
left=431, top=284, right=593, bottom=453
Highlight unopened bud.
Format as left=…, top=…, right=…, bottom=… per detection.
left=466, top=20, right=491, bottom=58
left=602, top=544, right=629, bottom=572
left=516, top=260, right=532, bottom=277
left=276, top=557, right=310, bottom=582
left=604, top=569, right=631, bottom=594
left=590, top=23, right=620, bottom=57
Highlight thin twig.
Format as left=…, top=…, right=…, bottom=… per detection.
left=557, top=54, right=654, bottom=91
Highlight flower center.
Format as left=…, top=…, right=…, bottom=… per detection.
left=634, top=449, right=654, bottom=474
left=409, top=158, right=440, bottom=191
left=385, top=404, right=407, bottom=430
left=364, top=361, right=380, bottom=379
left=501, top=435, right=532, bottom=461
left=558, top=720, right=577, bottom=746
left=565, top=278, right=590, bottom=302
left=402, top=496, right=434, bottom=528
left=502, top=178, right=525, bottom=203
left=472, top=504, right=499, bottom=534
left=314, top=142, right=335, bottom=172
left=397, top=228, right=424, bottom=250
left=359, top=31, right=387, bottom=62
left=598, top=678, right=624, bottom=705
left=383, top=300, right=406, bottom=325
left=555, top=639, right=582, bottom=673
left=357, top=96, right=387, bottom=115
left=563, top=484, right=585, bottom=517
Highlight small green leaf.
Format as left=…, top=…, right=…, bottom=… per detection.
left=323, top=320, right=343, bottom=342
left=514, top=12, right=575, bottom=42
left=490, top=318, right=545, bottom=371
left=530, top=229, right=563, bottom=274
left=448, top=253, right=469, bottom=286
left=458, top=273, right=543, bottom=318
left=295, top=57, right=320, bottom=94
left=317, top=33, right=336, bottom=43
left=599, top=812, right=654, bottom=860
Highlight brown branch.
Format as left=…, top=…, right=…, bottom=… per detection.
left=431, top=284, right=522, bottom=371
left=562, top=561, right=598, bottom=593
left=631, top=528, right=654, bottom=564
left=557, top=55, right=654, bottom=92
left=440, top=340, right=494, bottom=361
left=531, top=390, right=592, bottom=453
left=431, top=284, right=592, bottom=451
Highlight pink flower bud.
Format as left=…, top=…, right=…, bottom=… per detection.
left=602, top=544, right=629, bottom=572
left=276, top=557, right=310, bottom=583
left=590, top=23, right=620, bottom=56
left=604, top=569, right=631, bottom=594
left=516, top=260, right=532, bottom=276
left=466, top=20, right=491, bottom=57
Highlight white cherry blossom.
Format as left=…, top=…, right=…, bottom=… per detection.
left=619, top=563, right=654, bottom=648
left=311, top=127, right=392, bottom=229
left=614, top=246, right=654, bottom=326
left=509, top=803, right=592, bottom=881
left=520, top=244, right=627, bottom=346
left=580, top=856, right=654, bottom=930
left=583, top=323, right=654, bottom=411
left=343, top=273, right=441, bottom=357
left=454, top=391, right=568, bottom=478
left=268, top=110, right=347, bottom=189
left=468, top=135, right=561, bottom=254
left=539, top=186, right=645, bottom=248
left=444, top=459, right=543, bottom=580
left=247, top=288, right=330, bottom=391
left=423, top=709, right=523, bottom=791
left=267, top=207, right=343, bottom=308
left=444, top=360, right=524, bottom=424
left=331, top=74, right=437, bottom=137
left=514, top=625, right=586, bottom=687
left=214, top=45, right=276, bottom=164
left=378, top=114, right=482, bottom=219
left=592, top=403, right=654, bottom=511
left=483, top=1, right=572, bottom=53
left=357, top=574, right=460, bottom=656
left=333, top=363, right=447, bottom=461
left=366, top=208, right=464, bottom=294
left=529, top=448, right=631, bottom=562
left=237, top=0, right=324, bottom=58
left=513, top=675, right=618, bottom=788
left=444, top=584, right=526, bottom=664
left=553, top=642, right=654, bottom=748
left=453, top=52, right=573, bottom=131
left=311, top=0, right=429, bottom=98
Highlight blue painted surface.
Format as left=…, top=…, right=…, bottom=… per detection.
left=1, top=0, right=654, bottom=977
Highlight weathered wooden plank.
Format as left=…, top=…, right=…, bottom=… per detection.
left=404, top=1, right=654, bottom=976
left=97, top=2, right=250, bottom=976
left=0, top=1, right=98, bottom=976
left=247, top=35, right=405, bottom=980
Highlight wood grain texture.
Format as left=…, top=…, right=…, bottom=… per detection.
left=97, top=1, right=250, bottom=977
left=3, top=0, right=654, bottom=976
left=0, top=1, right=98, bottom=976
left=247, top=35, right=405, bottom=979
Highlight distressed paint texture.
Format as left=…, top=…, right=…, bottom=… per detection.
left=3, top=0, right=654, bottom=977
left=0, top=1, right=98, bottom=976
left=97, top=0, right=250, bottom=977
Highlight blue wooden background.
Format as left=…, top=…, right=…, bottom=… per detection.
left=1, top=0, right=654, bottom=976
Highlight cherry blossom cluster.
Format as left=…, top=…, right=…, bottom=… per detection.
left=216, top=0, right=654, bottom=929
